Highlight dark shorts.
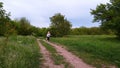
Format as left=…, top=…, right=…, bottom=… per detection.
left=47, top=37, right=50, bottom=41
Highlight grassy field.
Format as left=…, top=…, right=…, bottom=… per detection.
left=51, top=35, right=120, bottom=68
left=0, top=36, right=42, bottom=68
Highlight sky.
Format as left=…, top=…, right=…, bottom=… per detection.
left=1, top=0, right=109, bottom=28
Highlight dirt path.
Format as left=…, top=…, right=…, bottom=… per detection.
left=37, top=39, right=64, bottom=68
left=44, top=40, right=94, bottom=68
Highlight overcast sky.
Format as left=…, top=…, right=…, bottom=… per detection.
left=1, top=0, right=109, bottom=28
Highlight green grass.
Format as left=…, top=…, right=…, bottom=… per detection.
left=0, top=36, right=42, bottom=68
left=51, top=35, right=120, bottom=68
left=40, top=40, right=72, bottom=68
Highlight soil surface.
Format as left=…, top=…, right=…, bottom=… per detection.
left=37, top=39, right=64, bottom=68
left=43, top=40, right=94, bottom=68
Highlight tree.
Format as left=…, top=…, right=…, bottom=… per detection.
left=91, top=0, right=120, bottom=37
left=16, top=17, right=32, bottom=35
left=0, top=2, right=11, bottom=36
left=50, top=13, right=72, bottom=37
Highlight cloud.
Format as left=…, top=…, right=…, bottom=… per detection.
left=1, top=0, right=109, bottom=28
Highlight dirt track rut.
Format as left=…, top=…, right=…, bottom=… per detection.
left=43, top=40, right=94, bottom=68
left=37, top=39, right=64, bottom=68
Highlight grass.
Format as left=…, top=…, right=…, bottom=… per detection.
left=51, top=35, right=120, bottom=68
left=40, top=40, right=72, bottom=68
left=0, top=36, right=42, bottom=68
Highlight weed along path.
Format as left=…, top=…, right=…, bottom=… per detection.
left=44, top=40, right=94, bottom=68
left=37, top=39, right=64, bottom=68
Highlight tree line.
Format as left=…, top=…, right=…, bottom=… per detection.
left=91, top=0, right=120, bottom=37
left=0, top=2, right=71, bottom=37
left=71, top=27, right=114, bottom=35
left=1, top=0, right=120, bottom=38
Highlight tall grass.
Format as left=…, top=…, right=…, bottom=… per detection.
left=0, top=36, right=42, bottom=68
left=51, top=35, right=120, bottom=68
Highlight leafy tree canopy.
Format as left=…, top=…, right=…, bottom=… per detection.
left=91, top=0, right=120, bottom=37
left=0, top=2, right=11, bottom=36
left=50, top=13, right=72, bottom=37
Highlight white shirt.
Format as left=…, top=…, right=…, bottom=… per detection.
left=47, top=33, right=50, bottom=37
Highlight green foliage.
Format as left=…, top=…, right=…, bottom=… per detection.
left=31, top=27, right=48, bottom=37
left=71, top=27, right=114, bottom=35
left=31, top=26, right=41, bottom=37
left=38, top=28, right=48, bottom=37
left=0, top=2, right=46, bottom=37
left=15, top=17, right=33, bottom=35
left=0, top=2, right=45, bottom=37
left=91, top=0, right=120, bottom=38
left=50, top=13, right=72, bottom=37
left=51, top=35, right=120, bottom=67
left=0, top=36, right=41, bottom=68
left=0, top=2, right=10, bottom=21
left=0, top=2, right=11, bottom=36
left=11, top=18, right=48, bottom=37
